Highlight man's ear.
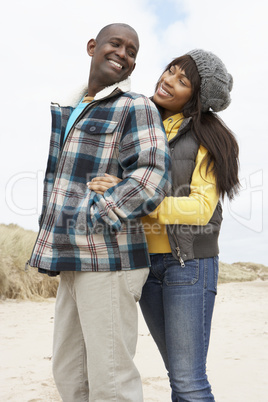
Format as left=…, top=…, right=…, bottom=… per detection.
left=87, top=39, right=96, bottom=57
left=129, top=63, right=136, bottom=76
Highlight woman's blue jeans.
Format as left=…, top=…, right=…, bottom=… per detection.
left=139, top=254, right=218, bottom=402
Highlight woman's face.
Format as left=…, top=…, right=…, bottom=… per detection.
left=153, top=65, right=193, bottom=119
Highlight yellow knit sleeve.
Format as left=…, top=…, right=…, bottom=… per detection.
left=149, top=145, right=219, bottom=225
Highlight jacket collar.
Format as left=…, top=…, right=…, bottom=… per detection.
left=179, top=117, right=192, bottom=132
left=55, top=77, right=131, bottom=108
left=95, top=77, right=131, bottom=100
left=168, top=117, right=193, bottom=144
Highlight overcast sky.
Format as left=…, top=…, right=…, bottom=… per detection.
left=1, top=0, right=267, bottom=265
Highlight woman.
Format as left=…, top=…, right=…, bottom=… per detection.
left=88, top=49, right=240, bottom=401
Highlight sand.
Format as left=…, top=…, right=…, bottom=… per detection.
left=1, top=280, right=267, bottom=401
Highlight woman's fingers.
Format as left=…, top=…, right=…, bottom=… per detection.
left=87, top=174, right=122, bottom=192
left=87, top=182, right=110, bottom=191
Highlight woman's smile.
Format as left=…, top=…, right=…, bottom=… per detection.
left=153, top=66, right=193, bottom=119
left=157, top=83, right=172, bottom=97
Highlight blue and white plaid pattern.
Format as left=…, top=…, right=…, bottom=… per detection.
left=30, top=88, right=171, bottom=274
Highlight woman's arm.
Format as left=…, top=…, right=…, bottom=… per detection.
left=149, top=145, right=219, bottom=226
left=88, top=147, right=219, bottom=226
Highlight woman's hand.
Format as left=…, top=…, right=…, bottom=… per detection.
left=87, top=174, right=122, bottom=195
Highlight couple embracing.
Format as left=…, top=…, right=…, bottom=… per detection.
left=28, top=23, right=239, bottom=402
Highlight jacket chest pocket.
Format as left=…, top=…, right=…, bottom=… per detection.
left=74, top=118, right=121, bottom=171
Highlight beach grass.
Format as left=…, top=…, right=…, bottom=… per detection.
left=0, top=224, right=59, bottom=300
left=0, top=223, right=267, bottom=300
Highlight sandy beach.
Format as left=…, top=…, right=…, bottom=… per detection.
left=1, top=280, right=267, bottom=401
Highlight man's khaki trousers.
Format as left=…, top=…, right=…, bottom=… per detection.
left=52, top=268, right=149, bottom=402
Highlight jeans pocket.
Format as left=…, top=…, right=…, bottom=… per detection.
left=165, top=257, right=199, bottom=286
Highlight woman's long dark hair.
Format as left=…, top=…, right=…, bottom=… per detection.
left=155, top=55, right=240, bottom=200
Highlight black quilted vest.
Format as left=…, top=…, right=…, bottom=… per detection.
left=166, top=118, right=222, bottom=265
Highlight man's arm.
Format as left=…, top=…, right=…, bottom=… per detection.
left=88, top=96, right=171, bottom=232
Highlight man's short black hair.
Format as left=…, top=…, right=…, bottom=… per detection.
left=95, top=23, right=138, bottom=42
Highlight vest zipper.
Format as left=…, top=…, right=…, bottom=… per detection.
left=175, top=246, right=185, bottom=267
left=171, top=233, right=185, bottom=267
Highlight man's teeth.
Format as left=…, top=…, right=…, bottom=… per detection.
left=109, top=60, right=123, bottom=69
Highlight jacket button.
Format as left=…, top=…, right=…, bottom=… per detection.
left=90, top=126, right=96, bottom=132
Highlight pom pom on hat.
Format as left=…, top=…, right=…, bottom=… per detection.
left=187, top=49, right=233, bottom=112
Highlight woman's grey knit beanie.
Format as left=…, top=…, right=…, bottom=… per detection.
left=187, top=49, right=233, bottom=112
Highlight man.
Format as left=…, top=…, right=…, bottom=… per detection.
left=28, top=23, right=170, bottom=401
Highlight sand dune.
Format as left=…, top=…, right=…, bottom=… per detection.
left=1, top=280, right=268, bottom=401
left=1, top=223, right=268, bottom=301
left=1, top=224, right=268, bottom=400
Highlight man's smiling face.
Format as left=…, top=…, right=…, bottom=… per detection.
left=87, top=25, right=139, bottom=96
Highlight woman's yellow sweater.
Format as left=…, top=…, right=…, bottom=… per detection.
left=142, top=113, right=219, bottom=254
